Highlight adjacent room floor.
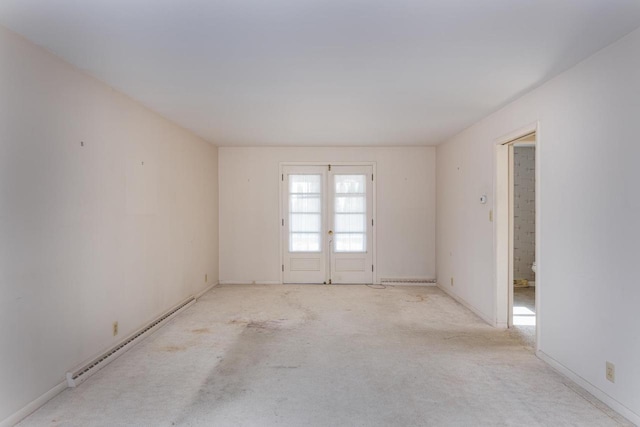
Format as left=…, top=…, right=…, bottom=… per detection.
left=513, top=286, right=536, bottom=349
left=19, top=285, right=631, bottom=426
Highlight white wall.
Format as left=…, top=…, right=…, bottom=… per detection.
left=436, top=28, right=640, bottom=422
left=219, top=147, right=435, bottom=284
left=0, top=26, right=218, bottom=424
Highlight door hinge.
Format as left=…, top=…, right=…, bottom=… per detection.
left=282, top=265, right=284, bottom=272
left=282, top=218, right=284, bottom=226
left=372, top=218, right=374, bottom=226
left=372, top=174, right=374, bottom=181
left=328, top=164, right=331, bottom=171
left=282, top=174, right=284, bottom=181
left=372, top=265, right=374, bottom=272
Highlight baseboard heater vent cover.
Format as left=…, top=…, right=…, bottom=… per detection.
left=380, top=278, right=436, bottom=284
left=66, top=296, right=196, bottom=388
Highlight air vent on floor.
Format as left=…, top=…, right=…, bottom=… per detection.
left=380, top=278, right=436, bottom=284
left=66, top=296, right=196, bottom=388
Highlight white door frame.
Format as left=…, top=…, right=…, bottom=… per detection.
left=494, top=122, right=541, bottom=351
left=279, top=162, right=377, bottom=284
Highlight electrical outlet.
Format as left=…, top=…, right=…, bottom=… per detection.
left=450, top=277, right=454, bottom=286
left=606, top=361, right=615, bottom=383
left=113, top=321, right=118, bottom=337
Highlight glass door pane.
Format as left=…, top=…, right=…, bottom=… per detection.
left=289, top=174, right=322, bottom=252
left=333, top=174, right=366, bottom=252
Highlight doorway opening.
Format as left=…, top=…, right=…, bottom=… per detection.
left=511, top=135, right=536, bottom=348
left=495, top=124, right=538, bottom=350
left=280, top=163, right=376, bottom=285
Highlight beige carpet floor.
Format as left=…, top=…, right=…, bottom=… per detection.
left=18, top=284, right=632, bottom=426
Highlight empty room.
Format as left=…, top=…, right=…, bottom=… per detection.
left=1, top=1, right=639, bottom=426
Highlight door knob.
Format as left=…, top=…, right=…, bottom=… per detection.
left=328, top=230, right=333, bottom=235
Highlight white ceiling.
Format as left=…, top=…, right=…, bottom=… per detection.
left=2, top=1, right=640, bottom=146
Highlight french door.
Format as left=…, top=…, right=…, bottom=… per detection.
left=282, top=164, right=374, bottom=284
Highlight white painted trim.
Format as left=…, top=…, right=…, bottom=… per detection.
left=537, top=350, right=640, bottom=426
left=507, top=144, right=515, bottom=327
left=372, top=162, right=378, bottom=284
left=384, top=283, right=437, bottom=287
left=437, top=283, right=502, bottom=328
left=380, top=276, right=438, bottom=285
left=494, top=142, right=509, bottom=328
left=534, top=124, right=542, bottom=356
left=194, top=282, right=219, bottom=300
left=495, top=122, right=538, bottom=146
left=494, top=320, right=509, bottom=329
left=218, top=280, right=282, bottom=285
left=279, top=164, right=284, bottom=284
left=0, top=381, right=67, bottom=427
left=280, top=161, right=378, bottom=167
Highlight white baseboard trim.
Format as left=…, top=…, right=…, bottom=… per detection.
left=380, top=278, right=437, bottom=285
left=386, top=283, right=437, bottom=287
left=219, top=280, right=281, bottom=285
left=436, top=283, right=498, bottom=328
left=537, top=350, right=639, bottom=426
left=194, top=282, right=219, bottom=299
left=0, top=380, right=67, bottom=427
left=495, top=320, right=508, bottom=328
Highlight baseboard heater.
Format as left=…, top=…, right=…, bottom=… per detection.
left=380, top=278, right=436, bottom=284
left=66, top=296, right=196, bottom=388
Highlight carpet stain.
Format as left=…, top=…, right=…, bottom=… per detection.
left=191, top=328, right=211, bottom=334
left=161, top=345, right=186, bottom=352
left=173, top=324, right=279, bottom=424
left=247, top=320, right=282, bottom=330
